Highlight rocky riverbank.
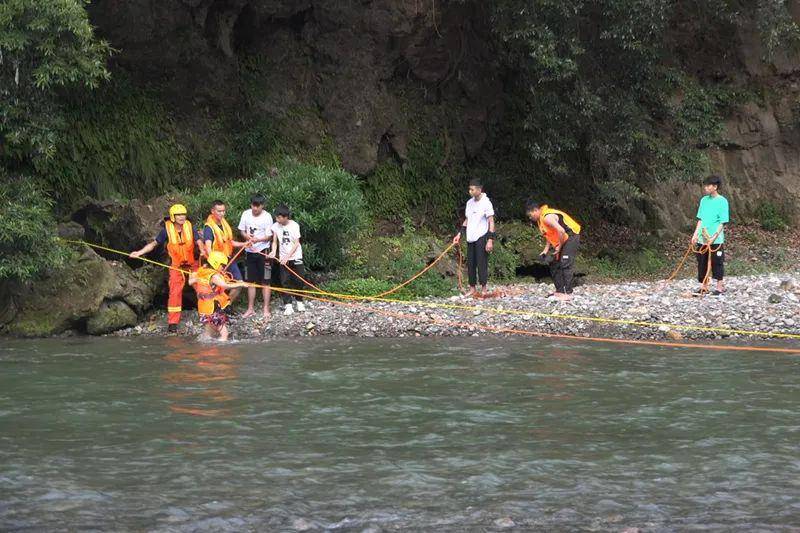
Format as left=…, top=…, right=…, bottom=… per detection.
left=114, top=271, right=800, bottom=345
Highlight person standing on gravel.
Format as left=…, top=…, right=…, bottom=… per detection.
left=526, top=200, right=582, bottom=301
left=453, top=179, right=496, bottom=297
left=238, top=194, right=273, bottom=319
left=691, top=175, right=729, bottom=296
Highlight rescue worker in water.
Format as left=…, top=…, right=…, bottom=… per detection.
left=525, top=200, right=582, bottom=301
left=189, top=251, right=248, bottom=342
left=130, top=204, right=203, bottom=332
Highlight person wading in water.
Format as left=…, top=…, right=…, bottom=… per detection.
left=189, top=251, right=248, bottom=342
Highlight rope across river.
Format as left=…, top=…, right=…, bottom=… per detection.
left=61, top=239, right=800, bottom=354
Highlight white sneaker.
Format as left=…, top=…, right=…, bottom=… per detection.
left=296, top=301, right=306, bottom=312
left=283, top=304, right=294, bottom=316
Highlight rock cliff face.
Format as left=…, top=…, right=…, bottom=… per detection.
left=88, top=0, right=502, bottom=176
left=86, top=0, right=800, bottom=230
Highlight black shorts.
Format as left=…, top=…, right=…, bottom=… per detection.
left=245, top=251, right=271, bottom=284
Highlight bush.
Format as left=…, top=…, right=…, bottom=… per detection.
left=186, top=158, right=366, bottom=269
left=755, top=201, right=789, bottom=231
left=339, top=225, right=456, bottom=298
left=0, top=175, right=69, bottom=281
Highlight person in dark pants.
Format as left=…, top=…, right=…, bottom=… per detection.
left=269, top=204, right=307, bottom=315
left=691, top=175, right=729, bottom=296
left=453, top=179, right=495, bottom=297
left=526, top=200, right=583, bottom=301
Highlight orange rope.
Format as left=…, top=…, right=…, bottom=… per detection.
left=263, top=243, right=456, bottom=298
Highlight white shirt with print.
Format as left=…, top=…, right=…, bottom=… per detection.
left=465, top=193, right=495, bottom=243
left=271, top=220, right=303, bottom=261
left=238, top=209, right=273, bottom=253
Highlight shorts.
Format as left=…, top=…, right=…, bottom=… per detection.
left=226, top=261, right=243, bottom=281
left=245, top=251, right=271, bottom=284
left=201, top=310, right=229, bottom=328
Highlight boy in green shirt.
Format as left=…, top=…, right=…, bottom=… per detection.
left=691, top=175, right=729, bottom=295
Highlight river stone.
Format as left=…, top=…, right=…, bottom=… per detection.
left=666, top=330, right=683, bottom=341
left=86, top=300, right=138, bottom=334
left=767, top=294, right=783, bottom=304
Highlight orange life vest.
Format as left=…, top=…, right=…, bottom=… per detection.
left=538, top=206, right=582, bottom=247
left=164, top=219, right=195, bottom=266
left=205, top=215, right=233, bottom=257
left=194, top=267, right=231, bottom=316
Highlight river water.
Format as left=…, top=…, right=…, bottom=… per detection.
left=1, top=337, right=798, bottom=531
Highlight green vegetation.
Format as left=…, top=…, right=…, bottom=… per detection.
left=364, top=133, right=459, bottom=229
left=754, top=201, right=790, bottom=231
left=0, top=0, right=111, bottom=168
left=491, top=0, right=800, bottom=222
left=581, top=248, right=672, bottom=282
left=336, top=225, right=454, bottom=297
left=186, top=159, right=366, bottom=269
left=37, top=83, right=187, bottom=208
left=0, top=174, right=69, bottom=281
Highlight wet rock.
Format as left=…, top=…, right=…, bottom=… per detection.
left=86, top=300, right=138, bottom=335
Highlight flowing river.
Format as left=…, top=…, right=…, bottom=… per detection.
left=1, top=337, right=798, bottom=531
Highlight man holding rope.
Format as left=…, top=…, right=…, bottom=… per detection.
left=453, top=179, right=496, bottom=297
left=692, top=175, right=729, bottom=296
left=238, top=194, right=273, bottom=319
left=129, top=203, right=197, bottom=333
left=203, top=200, right=250, bottom=304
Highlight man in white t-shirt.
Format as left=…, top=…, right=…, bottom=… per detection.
left=268, top=204, right=307, bottom=315
left=453, top=179, right=495, bottom=296
left=238, top=194, right=273, bottom=319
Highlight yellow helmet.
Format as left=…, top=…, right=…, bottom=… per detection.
left=169, top=203, right=188, bottom=222
left=207, top=251, right=229, bottom=270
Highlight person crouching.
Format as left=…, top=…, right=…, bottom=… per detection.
left=189, top=251, right=248, bottom=341
left=526, top=200, right=582, bottom=301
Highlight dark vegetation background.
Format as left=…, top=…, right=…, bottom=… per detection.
left=2, top=0, right=800, bottom=291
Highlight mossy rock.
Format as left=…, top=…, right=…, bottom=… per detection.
left=86, top=300, right=138, bottom=335
left=4, top=247, right=161, bottom=337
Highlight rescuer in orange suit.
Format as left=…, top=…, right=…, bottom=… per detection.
left=130, top=204, right=198, bottom=333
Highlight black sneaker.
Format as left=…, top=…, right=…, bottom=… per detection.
left=167, top=324, right=178, bottom=333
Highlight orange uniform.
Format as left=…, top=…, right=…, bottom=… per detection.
left=164, top=220, right=197, bottom=325
left=537, top=206, right=582, bottom=247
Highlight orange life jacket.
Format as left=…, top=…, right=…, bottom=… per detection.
left=538, top=206, right=582, bottom=247
left=164, top=219, right=196, bottom=266
left=205, top=215, right=233, bottom=257
left=194, top=267, right=231, bottom=316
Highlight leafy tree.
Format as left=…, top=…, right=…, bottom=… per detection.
left=489, top=0, right=800, bottom=220
left=0, top=172, right=69, bottom=281
left=0, top=0, right=111, bottom=168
